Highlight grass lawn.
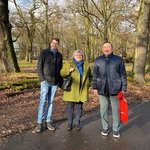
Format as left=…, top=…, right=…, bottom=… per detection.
left=0, top=61, right=150, bottom=90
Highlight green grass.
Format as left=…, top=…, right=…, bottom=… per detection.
left=18, top=60, right=37, bottom=68
left=0, top=61, right=149, bottom=90
left=0, top=78, right=40, bottom=90
left=0, top=60, right=39, bottom=90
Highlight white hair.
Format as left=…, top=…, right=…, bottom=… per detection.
left=73, top=49, right=84, bottom=59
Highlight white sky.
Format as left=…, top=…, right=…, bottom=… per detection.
left=9, top=0, right=63, bottom=13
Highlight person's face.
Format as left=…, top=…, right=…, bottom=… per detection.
left=102, top=43, right=113, bottom=56
left=50, top=40, right=59, bottom=50
left=74, top=53, right=83, bottom=62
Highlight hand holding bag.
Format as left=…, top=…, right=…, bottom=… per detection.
left=59, top=75, right=72, bottom=91
left=117, top=91, right=128, bottom=124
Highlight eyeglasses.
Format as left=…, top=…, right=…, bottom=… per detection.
left=52, top=42, right=58, bottom=45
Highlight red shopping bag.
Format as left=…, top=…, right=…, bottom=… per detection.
left=117, top=91, right=128, bottom=124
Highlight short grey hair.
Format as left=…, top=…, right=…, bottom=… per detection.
left=73, top=49, right=84, bottom=59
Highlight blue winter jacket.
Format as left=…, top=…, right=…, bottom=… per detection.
left=92, top=53, right=127, bottom=95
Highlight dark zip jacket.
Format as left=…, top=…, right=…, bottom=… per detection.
left=37, top=48, right=62, bottom=85
left=92, top=53, right=127, bottom=95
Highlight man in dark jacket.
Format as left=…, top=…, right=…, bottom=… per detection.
left=92, top=41, right=127, bottom=138
left=35, top=38, right=62, bottom=133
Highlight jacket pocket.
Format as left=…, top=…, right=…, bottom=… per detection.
left=96, top=78, right=103, bottom=91
left=112, top=79, right=122, bottom=92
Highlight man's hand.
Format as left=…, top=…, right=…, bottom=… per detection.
left=122, top=91, right=127, bottom=102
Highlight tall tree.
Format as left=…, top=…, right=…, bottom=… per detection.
left=0, top=0, right=20, bottom=72
left=134, top=0, right=150, bottom=83
left=84, top=0, right=91, bottom=61
left=146, top=33, right=150, bottom=71
left=43, top=0, right=49, bottom=48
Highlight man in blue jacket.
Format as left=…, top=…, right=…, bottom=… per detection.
left=92, top=41, right=127, bottom=138
left=36, top=38, right=62, bottom=133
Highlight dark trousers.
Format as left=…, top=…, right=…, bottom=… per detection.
left=67, top=102, right=83, bottom=128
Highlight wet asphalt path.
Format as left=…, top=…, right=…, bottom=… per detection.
left=1, top=101, right=150, bottom=150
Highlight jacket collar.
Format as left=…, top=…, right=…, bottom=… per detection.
left=48, top=48, right=59, bottom=56
left=102, top=52, right=113, bottom=58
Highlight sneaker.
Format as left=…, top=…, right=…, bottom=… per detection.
left=67, top=127, right=72, bottom=131
left=76, top=125, right=81, bottom=131
left=35, top=124, right=42, bottom=133
left=46, top=122, right=56, bottom=131
left=76, top=127, right=81, bottom=131
left=101, top=129, right=109, bottom=136
left=113, top=132, right=120, bottom=138
left=67, top=123, right=73, bottom=131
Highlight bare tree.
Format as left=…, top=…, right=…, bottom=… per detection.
left=13, top=0, right=38, bottom=63
left=43, top=0, right=49, bottom=47
left=64, top=0, right=139, bottom=60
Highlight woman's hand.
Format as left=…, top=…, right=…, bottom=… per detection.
left=70, top=67, right=75, bottom=73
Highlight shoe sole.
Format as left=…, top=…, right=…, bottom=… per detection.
left=113, top=134, right=120, bottom=138
left=101, top=133, right=109, bottom=136
left=35, top=129, right=42, bottom=133
left=101, top=130, right=109, bottom=136
left=47, top=127, right=55, bottom=131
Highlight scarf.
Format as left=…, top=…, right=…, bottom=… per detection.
left=73, top=59, right=84, bottom=77
left=50, top=48, right=58, bottom=57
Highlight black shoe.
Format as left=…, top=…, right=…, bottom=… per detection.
left=113, top=132, right=120, bottom=138
left=76, top=127, right=81, bottom=131
left=67, top=127, right=72, bottom=131
left=101, top=129, right=109, bottom=136
left=46, top=122, right=56, bottom=131
left=67, top=124, right=73, bottom=131
left=35, top=124, right=42, bottom=133
left=76, top=125, right=81, bottom=131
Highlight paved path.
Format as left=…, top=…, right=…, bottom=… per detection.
left=1, top=101, right=150, bottom=150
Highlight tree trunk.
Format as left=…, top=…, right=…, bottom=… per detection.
left=73, top=13, right=78, bottom=51
left=146, top=34, right=150, bottom=71
left=26, top=43, right=33, bottom=63
left=85, top=17, right=90, bottom=61
left=102, top=0, right=108, bottom=41
left=85, top=0, right=91, bottom=62
left=0, top=0, right=20, bottom=73
left=90, top=25, right=95, bottom=62
left=44, top=0, right=49, bottom=48
left=134, top=0, right=150, bottom=83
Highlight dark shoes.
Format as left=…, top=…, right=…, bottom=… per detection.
left=101, top=129, right=109, bottom=136
left=67, top=124, right=81, bottom=131
left=46, top=122, right=56, bottom=131
left=76, top=127, right=81, bottom=131
left=67, top=127, right=72, bottom=131
left=76, top=125, right=81, bottom=131
left=67, top=123, right=73, bottom=131
left=35, top=124, right=42, bottom=133
left=101, top=129, right=120, bottom=138
left=113, top=132, right=120, bottom=138
left=35, top=122, right=55, bottom=133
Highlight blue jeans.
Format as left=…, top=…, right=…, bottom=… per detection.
left=38, top=81, right=58, bottom=124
